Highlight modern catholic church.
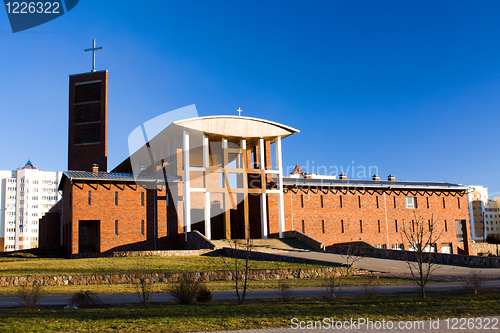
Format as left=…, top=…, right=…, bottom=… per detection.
left=39, top=63, right=472, bottom=258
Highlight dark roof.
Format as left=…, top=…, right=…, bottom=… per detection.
left=59, top=171, right=179, bottom=191
left=278, top=177, right=467, bottom=190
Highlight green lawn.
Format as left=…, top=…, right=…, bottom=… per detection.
left=0, top=292, right=498, bottom=332
left=0, top=254, right=326, bottom=277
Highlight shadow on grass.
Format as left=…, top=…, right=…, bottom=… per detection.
left=0, top=247, right=66, bottom=260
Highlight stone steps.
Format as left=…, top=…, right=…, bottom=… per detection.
left=211, top=238, right=313, bottom=252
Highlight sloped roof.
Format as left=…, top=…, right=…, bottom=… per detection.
left=290, top=163, right=306, bottom=175
left=22, top=159, right=36, bottom=169
left=58, top=171, right=179, bottom=191
left=279, top=177, right=468, bottom=190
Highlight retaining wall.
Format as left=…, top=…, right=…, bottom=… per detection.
left=329, top=244, right=500, bottom=268
left=0, top=267, right=339, bottom=287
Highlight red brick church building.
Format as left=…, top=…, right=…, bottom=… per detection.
left=39, top=70, right=472, bottom=257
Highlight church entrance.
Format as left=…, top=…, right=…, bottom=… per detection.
left=78, top=220, right=100, bottom=253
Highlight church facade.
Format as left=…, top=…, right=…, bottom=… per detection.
left=39, top=70, right=472, bottom=257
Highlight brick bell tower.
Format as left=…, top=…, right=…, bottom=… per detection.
left=68, top=39, right=108, bottom=172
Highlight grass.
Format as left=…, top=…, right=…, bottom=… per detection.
left=0, top=253, right=328, bottom=277
left=0, top=292, right=498, bottom=332
left=0, top=276, right=412, bottom=297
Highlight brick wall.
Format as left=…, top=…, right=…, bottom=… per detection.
left=63, top=180, right=182, bottom=256
left=268, top=188, right=471, bottom=254
left=68, top=71, right=108, bottom=172
left=39, top=211, right=61, bottom=249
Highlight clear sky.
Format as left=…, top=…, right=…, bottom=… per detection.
left=1, top=1, right=500, bottom=195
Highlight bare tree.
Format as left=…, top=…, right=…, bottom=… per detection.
left=323, top=271, right=344, bottom=300
left=362, top=277, right=380, bottom=299
left=17, top=281, right=44, bottom=311
left=463, top=270, right=485, bottom=295
left=401, top=213, right=443, bottom=298
left=134, top=258, right=153, bottom=306
left=277, top=279, right=293, bottom=302
left=339, top=244, right=363, bottom=277
left=220, top=237, right=253, bottom=305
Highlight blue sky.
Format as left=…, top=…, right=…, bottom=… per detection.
left=1, top=1, right=500, bottom=195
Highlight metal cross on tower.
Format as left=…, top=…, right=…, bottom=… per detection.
left=237, top=107, right=242, bottom=117
left=84, top=39, right=103, bottom=72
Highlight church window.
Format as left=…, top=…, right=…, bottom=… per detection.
left=405, top=197, right=416, bottom=209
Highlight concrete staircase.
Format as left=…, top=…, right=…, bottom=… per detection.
left=211, top=238, right=313, bottom=252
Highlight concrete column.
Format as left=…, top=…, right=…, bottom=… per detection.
left=241, top=139, right=249, bottom=239
left=203, top=135, right=211, bottom=239
left=259, top=138, right=268, bottom=239
left=183, top=130, right=191, bottom=242
left=275, top=136, right=285, bottom=238
left=222, top=138, right=231, bottom=239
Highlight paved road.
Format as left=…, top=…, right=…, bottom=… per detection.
left=1, top=279, right=499, bottom=308
left=247, top=247, right=500, bottom=280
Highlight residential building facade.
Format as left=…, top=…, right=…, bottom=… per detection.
left=0, top=160, right=62, bottom=251
left=484, top=196, right=500, bottom=238
left=467, top=185, right=488, bottom=241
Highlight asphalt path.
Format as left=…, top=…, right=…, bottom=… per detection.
left=249, top=248, right=500, bottom=280
left=1, top=279, right=499, bottom=308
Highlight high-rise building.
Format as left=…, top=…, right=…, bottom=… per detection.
left=0, top=160, right=62, bottom=251
left=467, top=185, right=488, bottom=241
left=484, top=196, right=500, bottom=238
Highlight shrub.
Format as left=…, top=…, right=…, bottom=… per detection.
left=196, top=283, right=212, bottom=303
left=363, top=278, right=380, bottom=299
left=323, top=274, right=344, bottom=300
left=278, top=279, right=293, bottom=302
left=17, top=282, right=44, bottom=311
left=67, top=291, right=103, bottom=308
left=169, top=279, right=211, bottom=305
left=463, top=270, right=485, bottom=295
left=135, top=259, right=153, bottom=306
